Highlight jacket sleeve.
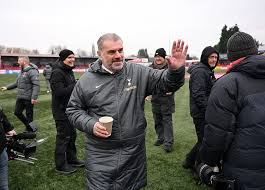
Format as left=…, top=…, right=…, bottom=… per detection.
left=200, top=78, right=237, bottom=166
left=66, top=82, right=96, bottom=135
left=6, top=77, right=18, bottom=90
left=50, top=70, right=75, bottom=97
left=29, top=69, right=40, bottom=100
left=190, top=69, right=209, bottom=113
left=146, top=66, right=185, bottom=96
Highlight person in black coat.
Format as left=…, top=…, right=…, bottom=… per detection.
left=149, top=48, right=175, bottom=152
left=50, top=49, right=84, bottom=174
left=0, top=106, right=16, bottom=190
left=182, top=46, right=219, bottom=169
left=200, top=32, right=265, bottom=190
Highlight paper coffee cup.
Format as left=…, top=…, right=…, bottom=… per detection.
left=99, top=116, right=113, bottom=136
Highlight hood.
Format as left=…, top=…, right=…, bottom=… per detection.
left=200, top=46, right=219, bottom=70
left=23, top=63, right=39, bottom=72
left=228, top=55, right=265, bottom=79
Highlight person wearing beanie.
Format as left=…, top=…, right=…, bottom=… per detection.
left=149, top=48, right=175, bottom=153
left=182, top=46, right=219, bottom=170
left=50, top=49, right=84, bottom=174
left=200, top=32, right=265, bottom=189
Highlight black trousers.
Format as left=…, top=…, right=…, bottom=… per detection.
left=185, top=117, right=205, bottom=165
left=14, top=98, right=33, bottom=130
left=153, top=112, right=174, bottom=146
left=54, top=119, right=77, bottom=169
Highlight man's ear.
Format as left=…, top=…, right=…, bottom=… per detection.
left=97, top=50, right=101, bottom=57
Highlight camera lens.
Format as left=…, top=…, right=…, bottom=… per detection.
left=196, top=163, right=215, bottom=185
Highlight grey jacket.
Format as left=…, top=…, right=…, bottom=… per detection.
left=66, top=60, right=185, bottom=190
left=7, top=63, right=40, bottom=100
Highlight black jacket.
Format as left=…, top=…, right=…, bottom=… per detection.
left=50, top=62, right=76, bottom=121
left=149, top=62, right=175, bottom=114
left=188, top=46, right=218, bottom=118
left=200, top=55, right=265, bottom=190
left=187, top=63, right=215, bottom=118
left=0, top=106, right=14, bottom=153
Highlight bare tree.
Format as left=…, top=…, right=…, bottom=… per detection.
left=48, top=45, right=66, bottom=54
left=77, top=49, right=88, bottom=57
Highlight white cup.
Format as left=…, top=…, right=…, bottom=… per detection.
left=99, top=116, right=113, bottom=136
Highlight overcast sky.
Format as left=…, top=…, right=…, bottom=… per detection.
left=1, top=0, right=265, bottom=57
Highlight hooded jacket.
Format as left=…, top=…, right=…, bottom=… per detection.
left=66, top=59, right=185, bottom=190
left=6, top=63, right=40, bottom=100
left=200, top=55, right=265, bottom=190
left=50, top=62, right=76, bottom=121
left=187, top=46, right=219, bottom=118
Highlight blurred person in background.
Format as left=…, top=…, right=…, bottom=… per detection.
left=43, top=63, right=52, bottom=93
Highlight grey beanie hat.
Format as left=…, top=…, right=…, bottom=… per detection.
left=227, top=32, right=258, bottom=62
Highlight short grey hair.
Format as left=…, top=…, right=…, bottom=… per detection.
left=97, top=33, right=123, bottom=50
left=18, top=56, right=30, bottom=63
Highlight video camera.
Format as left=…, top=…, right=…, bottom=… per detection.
left=6, top=131, right=47, bottom=164
left=196, top=163, right=235, bottom=190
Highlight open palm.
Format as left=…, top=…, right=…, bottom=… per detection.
left=166, top=40, right=188, bottom=70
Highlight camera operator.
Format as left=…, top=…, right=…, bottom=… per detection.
left=200, top=32, right=265, bottom=190
left=0, top=106, right=16, bottom=190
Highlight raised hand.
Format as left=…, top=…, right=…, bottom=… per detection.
left=166, top=40, right=188, bottom=70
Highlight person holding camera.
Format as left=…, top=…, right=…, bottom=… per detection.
left=50, top=49, right=84, bottom=174
left=0, top=106, right=16, bottom=190
left=1, top=56, right=40, bottom=132
left=200, top=32, right=265, bottom=190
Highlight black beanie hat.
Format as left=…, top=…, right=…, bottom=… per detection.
left=59, top=49, right=74, bottom=61
left=154, top=48, right=166, bottom=58
left=227, top=32, right=258, bottom=62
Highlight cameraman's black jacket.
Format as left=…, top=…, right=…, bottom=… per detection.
left=187, top=62, right=216, bottom=118
left=0, top=107, right=14, bottom=153
left=201, top=55, right=265, bottom=190
left=149, top=62, right=175, bottom=114
left=50, top=62, right=76, bottom=121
